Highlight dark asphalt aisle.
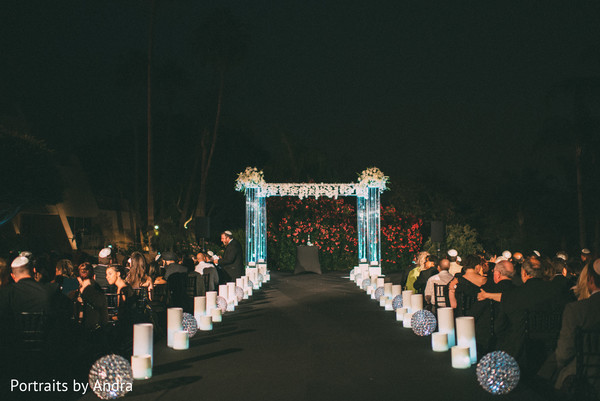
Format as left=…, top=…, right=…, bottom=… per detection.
left=79, top=272, right=550, bottom=401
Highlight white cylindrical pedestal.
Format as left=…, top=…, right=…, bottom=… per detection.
left=211, top=308, right=222, bottom=323
left=194, top=296, right=206, bottom=322
left=167, top=308, right=183, bottom=348
left=133, top=323, right=153, bottom=367
left=385, top=298, right=394, bottom=311
left=218, top=284, right=228, bottom=300
left=227, top=282, right=236, bottom=303
left=432, top=332, right=449, bottom=352
left=437, top=307, right=456, bottom=348
left=451, top=346, right=471, bottom=368
left=396, top=307, right=407, bottom=321
left=410, top=294, right=423, bottom=312
left=199, top=315, right=213, bottom=331
left=384, top=283, right=393, bottom=298
left=403, top=312, right=414, bottom=328
left=376, top=276, right=385, bottom=288
left=206, top=291, right=217, bottom=314
left=131, top=355, right=152, bottom=380
left=402, top=290, right=413, bottom=313
left=456, top=316, right=477, bottom=364
left=392, top=284, right=402, bottom=297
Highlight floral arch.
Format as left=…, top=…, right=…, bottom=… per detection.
left=235, top=167, right=388, bottom=267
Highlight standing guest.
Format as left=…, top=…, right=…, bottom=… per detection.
left=215, top=230, right=244, bottom=282
left=54, top=259, right=79, bottom=295
left=424, top=257, right=454, bottom=307
left=404, top=251, right=429, bottom=292
left=95, top=247, right=113, bottom=288
left=0, top=258, right=11, bottom=287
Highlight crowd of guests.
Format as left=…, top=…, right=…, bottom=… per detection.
left=399, top=247, right=599, bottom=398
left=0, top=232, right=241, bottom=386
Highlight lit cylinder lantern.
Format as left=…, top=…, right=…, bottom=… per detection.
left=218, top=284, right=228, bottom=301
left=173, top=330, right=189, bottom=350
left=456, top=316, right=477, bottom=364
left=392, top=284, right=402, bottom=297
left=451, top=346, right=471, bottom=369
left=437, top=307, right=456, bottom=347
left=167, top=308, right=183, bottom=348
left=385, top=298, right=394, bottom=311
left=194, top=296, right=206, bottom=323
left=384, top=282, right=393, bottom=298
left=376, top=276, right=385, bottom=288
left=396, top=307, right=407, bottom=321
left=131, top=355, right=152, bottom=380
left=403, top=312, right=414, bottom=328
left=133, top=323, right=153, bottom=367
left=211, top=308, right=222, bottom=323
left=198, top=315, right=213, bottom=331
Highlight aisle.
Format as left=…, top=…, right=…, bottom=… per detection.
left=81, top=272, right=548, bottom=401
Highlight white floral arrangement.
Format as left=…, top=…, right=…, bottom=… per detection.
left=357, top=167, right=389, bottom=190
left=235, top=167, right=266, bottom=191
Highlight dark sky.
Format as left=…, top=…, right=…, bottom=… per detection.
left=2, top=0, right=600, bottom=184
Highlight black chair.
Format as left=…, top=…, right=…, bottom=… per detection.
left=203, top=274, right=211, bottom=296
left=151, top=284, right=168, bottom=304
left=105, top=293, right=119, bottom=321
left=524, top=307, right=564, bottom=376
left=458, top=292, right=478, bottom=317
left=14, top=312, right=48, bottom=353
left=433, top=283, right=450, bottom=311
left=186, top=274, right=198, bottom=298
left=574, top=327, right=600, bottom=400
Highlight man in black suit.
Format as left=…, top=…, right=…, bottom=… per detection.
left=215, top=230, right=244, bottom=282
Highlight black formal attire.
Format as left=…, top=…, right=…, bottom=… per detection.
left=94, top=264, right=109, bottom=288
left=219, top=238, right=244, bottom=282
left=413, top=267, right=437, bottom=294
left=498, top=278, right=569, bottom=373
left=553, top=291, right=600, bottom=390
left=0, top=278, right=62, bottom=317
left=164, top=262, right=188, bottom=280
left=454, top=275, right=483, bottom=317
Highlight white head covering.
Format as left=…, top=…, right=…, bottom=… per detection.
left=556, top=252, right=568, bottom=261
left=447, top=249, right=458, bottom=258
left=19, top=251, right=33, bottom=259
left=582, top=248, right=591, bottom=255
left=11, top=256, right=29, bottom=268
left=99, top=248, right=112, bottom=259
left=502, top=250, right=512, bottom=260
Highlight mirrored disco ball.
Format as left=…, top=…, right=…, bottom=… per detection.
left=350, top=268, right=355, bottom=276
left=361, top=278, right=371, bottom=290
left=235, top=286, right=244, bottom=302
left=476, top=351, right=520, bottom=395
left=411, top=310, right=437, bottom=336
left=216, top=296, right=227, bottom=313
left=88, top=354, right=133, bottom=400
left=355, top=274, right=362, bottom=283
left=257, top=273, right=264, bottom=283
left=392, top=295, right=403, bottom=310
left=247, top=280, right=254, bottom=289
left=182, top=312, right=198, bottom=337
left=374, top=287, right=385, bottom=301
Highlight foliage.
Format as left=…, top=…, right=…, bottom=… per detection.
left=423, top=223, right=484, bottom=256
left=267, top=197, right=422, bottom=272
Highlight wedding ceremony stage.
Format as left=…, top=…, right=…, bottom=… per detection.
left=77, top=271, right=548, bottom=401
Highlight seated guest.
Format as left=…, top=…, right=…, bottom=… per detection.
left=148, top=260, right=167, bottom=285
left=573, top=262, right=592, bottom=301
left=95, top=247, right=114, bottom=288
left=195, top=252, right=219, bottom=292
left=549, top=257, right=574, bottom=300
left=449, top=255, right=487, bottom=316
left=54, top=259, right=79, bottom=295
left=127, top=252, right=154, bottom=299
left=552, top=258, right=600, bottom=393
left=74, top=263, right=108, bottom=332
left=413, top=255, right=439, bottom=294
left=424, top=257, right=454, bottom=307
left=106, top=265, right=135, bottom=323
left=448, top=249, right=462, bottom=276
left=497, top=256, right=569, bottom=374
left=162, top=251, right=187, bottom=280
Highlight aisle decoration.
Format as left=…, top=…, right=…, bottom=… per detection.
left=411, top=310, right=437, bottom=336
left=89, top=354, right=133, bottom=399
left=476, top=351, right=520, bottom=394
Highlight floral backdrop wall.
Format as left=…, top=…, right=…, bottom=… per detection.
left=267, top=197, right=423, bottom=272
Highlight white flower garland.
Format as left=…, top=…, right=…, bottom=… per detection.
left=357, top=167, right=389, bottom=189
left=235, top=167, right=265, bottom=192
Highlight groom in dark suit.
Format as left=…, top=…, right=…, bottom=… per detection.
left=215, top=230, right=244, bottom=283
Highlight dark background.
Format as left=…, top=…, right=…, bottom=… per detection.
left=1, top=1, right=600, bottom=255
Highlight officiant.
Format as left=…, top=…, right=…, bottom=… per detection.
left=215, top=230, right=244, bottom=283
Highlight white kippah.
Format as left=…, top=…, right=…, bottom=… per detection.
left=99, top=248, right=112, bottom=258
left=556, top=252, right=567, bottom=261
left=447, top=249, right=458, bottom=257
left=582, top=248, right=591, bottom=255
left=155, top=254, right=161, bottom=261
left=502, top=250, right=512, bottom=259
left=11, top=256, right=29, bottom=268
left=457, top=256, right=462, bottom=263
left=19, top=251, right=33, bottom=258
left=207, top=251, right=214, bottom=257
left=533, top=250, right=541, bottom=257
left=495, top=256, right=507, bottom=263
left=224, top=230, right=233, bottom=236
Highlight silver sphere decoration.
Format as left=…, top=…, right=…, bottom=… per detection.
left=361, top=278, right=371, bottom=290
left=247, top=280, right=254, bottom=289
left=411, top=310, right=437, bottom=336
left=88, top=354, right=133, bottom=400
left=182, top=312, right=198, bottom=337
left=374, top=286, right=385, bottom=301
left=392, top=295, right=403, bottom=310
left=216, top=296, right=227, bottom=313
left=476, top=351, right=520, bottom=395
left=257, top=273, right=264, bottom=283
left=235, top=286, right=244, bottom=302
left=355, top=273, right=362, bottom=284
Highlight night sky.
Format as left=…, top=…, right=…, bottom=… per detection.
left=2, top=1, right=600, bottom=249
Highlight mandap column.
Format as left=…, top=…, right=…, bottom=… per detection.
left=366, top=186, right=381, bottom=265
left=257, top=194, right=267, bottom=262
left=245, top=187, right=260, bottom=264
left=356, top=195, right=367, bottom=262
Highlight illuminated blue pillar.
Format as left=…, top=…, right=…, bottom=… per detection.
left=357, top=195, right=367, bottom=261
left=245, top=187, right=260, bottom=264
left=366, top=186, right=381, bottom=265
left=257, top=195, right=267, bottom=261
